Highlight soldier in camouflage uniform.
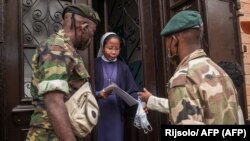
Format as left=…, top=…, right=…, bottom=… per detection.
left=26, top=3, right=100, bottom=141
left=138, top=10, right=239, bottom=125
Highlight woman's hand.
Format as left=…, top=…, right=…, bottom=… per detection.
left=100, top=89, right=113, bottom=99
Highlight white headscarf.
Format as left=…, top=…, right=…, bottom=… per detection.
left=97, top=32, right=117, bottom=57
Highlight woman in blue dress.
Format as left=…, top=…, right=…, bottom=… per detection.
left=94, top=32, right=138, bottom=141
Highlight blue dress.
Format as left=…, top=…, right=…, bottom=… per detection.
left=95, top=57, right=138, bottom=141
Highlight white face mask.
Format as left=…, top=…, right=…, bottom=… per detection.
left=134, top=98, right=152, bottom=134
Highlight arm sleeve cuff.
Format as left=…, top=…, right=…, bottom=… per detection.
left=177, top=120, right=205, bottom=125
left=38, top=80, right=69, bottom=95
left=147, top=95, right=169, bottom=113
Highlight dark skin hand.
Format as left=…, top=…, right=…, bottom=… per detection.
left=97, top=89, right=113, bottom=99
left=138, top=88, right=152, bottom=113
left=137, top=88, right=152, bottom=103
left=44, top=91, right=76, bottom=141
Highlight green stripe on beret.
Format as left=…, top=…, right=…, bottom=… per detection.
left=63, top=3, right=101, bottom=24
left=160, top=10, right=202, bottom=36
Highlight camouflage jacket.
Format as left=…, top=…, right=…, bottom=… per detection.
left=30, top=29, right=89, bottom=129
left=168, top=49, right=239, bottom=125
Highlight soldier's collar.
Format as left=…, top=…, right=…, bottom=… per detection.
left=56, top=29, right=72, bottom=46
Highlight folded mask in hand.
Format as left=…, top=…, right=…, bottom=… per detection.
left=134, top=98, right=152, bottom=134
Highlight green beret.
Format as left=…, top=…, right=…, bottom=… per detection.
left=160, top=10, right=202, bottom=36
left=63, top=3, right=101, bottom=24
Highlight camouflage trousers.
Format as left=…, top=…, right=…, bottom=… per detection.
left=26, top=127, right=59, bottom=141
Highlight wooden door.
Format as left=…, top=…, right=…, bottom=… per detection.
left=0, top=0, right=4, bottom=141
left=202, top=0, right=246, bottom=120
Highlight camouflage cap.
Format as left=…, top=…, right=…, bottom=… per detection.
left=63, top=3, right=101, bottom=24
left=241, top=21, right=250, bottom=34
left=160, top=10, right=202, bottom=36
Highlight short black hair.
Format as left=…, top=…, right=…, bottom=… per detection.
left=218, top=61, right=244, bottom=87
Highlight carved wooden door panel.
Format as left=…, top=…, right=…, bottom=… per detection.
left=10, top=1, right=71, bottom=140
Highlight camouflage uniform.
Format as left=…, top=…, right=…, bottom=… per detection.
left=168, top=49, right=239, bottom=124
left=146, top=10, right=239, bottom=125
left=26, top=29, right=89, bottom=140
